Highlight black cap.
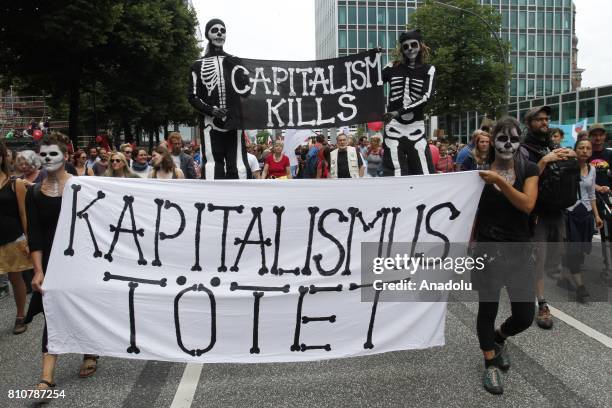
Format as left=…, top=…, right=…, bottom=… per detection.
left=399, top=30, right=422, bottom=43
left=205, top=18, right=225, bottom=39
left=524, top=105, right=551, bottom=124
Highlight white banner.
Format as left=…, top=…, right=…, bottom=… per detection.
left=44, top=173, right=484, bottom=363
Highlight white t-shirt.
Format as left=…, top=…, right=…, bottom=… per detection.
left=172, top=154, right=181, bottom=170
left=248, top=153, right=260, bottom=173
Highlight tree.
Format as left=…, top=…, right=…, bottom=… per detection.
left=0, top=0, right=199, bottom=145
left=409, top=0, right=510, bottom=121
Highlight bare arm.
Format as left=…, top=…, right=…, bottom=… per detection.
left=285, top=166, right=293, bottom=179
left=31, top=250, right=45, bottom=293
left=261, top=163, right=269, bottom=179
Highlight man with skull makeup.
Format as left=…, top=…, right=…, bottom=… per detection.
left=381, top=30, right=436, bottom=176
left=473, top=117, right=540, bottom=395
left=188, top=19, right=252, bottom=179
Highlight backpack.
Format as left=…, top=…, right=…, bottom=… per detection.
left=520, top=144, right=580, bottom=210
left=303, top=146, right=321, bottom=178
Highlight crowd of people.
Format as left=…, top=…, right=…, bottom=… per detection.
left=0, top=108, right=610, bottom=397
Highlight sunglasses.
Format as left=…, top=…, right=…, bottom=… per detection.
left=210, top=27, right=226, bottom=34
left=110, top=159, right=123, bottom=163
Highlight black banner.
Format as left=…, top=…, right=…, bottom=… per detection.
left=229, top=49, right=385, bottom=130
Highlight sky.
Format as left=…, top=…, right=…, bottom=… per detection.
left=192, top=0, right=612, bottom=89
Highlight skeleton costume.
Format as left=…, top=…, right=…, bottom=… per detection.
left=188, top=19, right=251, bottom=179
left=382, top=30, right=436, bottom=176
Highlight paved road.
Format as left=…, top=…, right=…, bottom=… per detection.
left=0, top=254, right=610, bottom=408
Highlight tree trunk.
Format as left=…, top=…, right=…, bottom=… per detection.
left=68, top=64, right=83, bottom=145
left=163, top=121, right=169, bottom=140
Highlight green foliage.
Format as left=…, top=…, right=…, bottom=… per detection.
left=0, top=0, right=200, bottom=142
left=256, top=130, right=271, bottom=145
left=410, top=0, right=510, bottom=118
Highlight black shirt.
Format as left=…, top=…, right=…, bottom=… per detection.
left=476, top=161, right=539, bottom=242
left=0, top=180, right=23, bottom=246
left=332, top=149, right=363, bottom=178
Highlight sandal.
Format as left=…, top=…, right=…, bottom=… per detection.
left=33, top=380, right=56, bottom=403
left=13, top=317, right=27, bottom=335
left=78, top=354, right=99, bottom=378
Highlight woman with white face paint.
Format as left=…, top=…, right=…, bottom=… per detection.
left=24, top=134, right=99, bottom=395
left=471, top=117, right=540, bottom=395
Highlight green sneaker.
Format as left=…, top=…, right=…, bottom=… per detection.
left=494, top=342, right=510, bottom=371
left=483, top=366, right=504, bottom=395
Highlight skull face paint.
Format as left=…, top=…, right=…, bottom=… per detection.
left=39, top=144, right=65, bottom=172
left=401, top=39, right=421, bottom=62
left=494, top=127, right=521, bottom=160
left=207, top=24, right=226, bottom=48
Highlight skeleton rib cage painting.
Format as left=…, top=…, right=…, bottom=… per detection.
left=188, top=18, right=252, bottom=179
left=382, top=30, right=436, bottom=176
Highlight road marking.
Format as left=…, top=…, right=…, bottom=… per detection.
left=170, top=363, right=203, bottom=408
left=549, top=305, right=612, bottom=349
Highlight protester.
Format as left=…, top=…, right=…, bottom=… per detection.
left=167, top=132, right=197, bottom=179
left=550, top=128, right=564, bottom=148
left=364, top=135, right=384, bottom=177
left=92, top=148, right=109, bottom=176
left=149, top=146, right=185, bottom=179
left=120, top=143, right=134, bottom=167
left=329, top=133, right=365, bottom=178
left=436, top=142, right=455, bottom=173
left=0, top=142, right=31, bottom=334
left=519, top=105, right=577, bottom=329
left=262, top=141, right=292, bottom=179
left=561, top=139, right=603, bottom=302
left=15, top=150, right=44, bottom=186
left=473, top=117, right=539, bottom=395
left=26, top=134, right=99, bottom=394
left=462, top=131, right=491, bottom=171
left=131, top=148, right=152, bottom=178
left=73, top=149, right=94, bottom=176
left=86, top=147, right=99, bottom=170
left=316, top=146, right=331, bottom=179
left=455, top=130, right=478, bottom=171
left=104, top=152, right=138, bottom=178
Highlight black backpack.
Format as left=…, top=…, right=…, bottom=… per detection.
left=521, top=144, right=580, bottom=210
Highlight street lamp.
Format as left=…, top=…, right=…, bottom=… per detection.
left=432, top=1, right=509, bottom=115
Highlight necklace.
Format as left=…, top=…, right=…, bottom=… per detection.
left=495, top=167, right=515, bottom=184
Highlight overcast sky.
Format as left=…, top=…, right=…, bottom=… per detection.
left=193, top=0, right=611, bottom=89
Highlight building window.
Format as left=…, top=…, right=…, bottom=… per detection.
left=510, top=36, right=518, bottom=51
left=537, top=34, right=544, bottom=50
left=528, top=34, right=536, bottom=50
left=545, top=79, right=553, bottom=95
left=561, top=102, right=577, bottom=124
left=398, top=7, right=406, bottom=27
left=555, top=12, right=562, bottom=29
left=358, top=7, right=366, bottom=24
left=550, top=104, right=560, bottom=122
left=519, top=12, right=527, bottom=29
left=368, top=31, right=377, bottom=48
left=528, top=57, right=535, bottom=73
left=339, top=30, right=347, bottom=48
left=546, top=57, right=553, bottom=75
left=510, top=10, right=518, bottom=27
left=563, top=35, right=571, bottom=53
left=338, top=6, right=347, bottom=25
left=536, top=79, right=544, bottom=95
left=554, top=35, right=562, bottom=53
left=358, top=31, right=367, bottom=49
left=388, top=32, right=397, bottom=50
left=598, top=96, right=612, bottom=123
left=378, top=31, right=387, bottom=49
left=519, top=35, right=527, bottom=51
left=348, top=30, right=357, bottom=48
left=579, top=99, right=595, bottom=123
left=388, top=7, right=396, bottom=26
left=528, top=12, right=536, bottom=28
left=502, top=10, right=510, bottom=28
left=554, top=57, right=561, bottom=75
left=377, top=7, right=386, bottom=25
left=537, top=11, right=545, bottom=28
left=519, top=56, right=527, bottom=74
left=518, top=79, right=526, bottom=97
left=368, top=6, right=376, bottom=25
left=348, top=6, right=357, bottom=24
left=527, top=79, right=535, bottom=97
left=563, top=11, right=571, bottom=29
left=561, top=81, right=570, bottom=93
left=510, top=79, right=518, bottom=97
left=536, top=57, right=544, bottom=75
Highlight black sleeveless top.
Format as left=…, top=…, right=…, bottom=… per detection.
left=0, top=179, right=23, bottom=246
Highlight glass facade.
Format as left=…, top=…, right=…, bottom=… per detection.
left=445, top=85, right=612, bottom=142
left=315, top=0, right=575, bottom=104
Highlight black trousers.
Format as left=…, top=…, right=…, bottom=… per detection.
left=477, top=288, right=535, bottom=351
left=201, top=116, right=251, bottom=180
